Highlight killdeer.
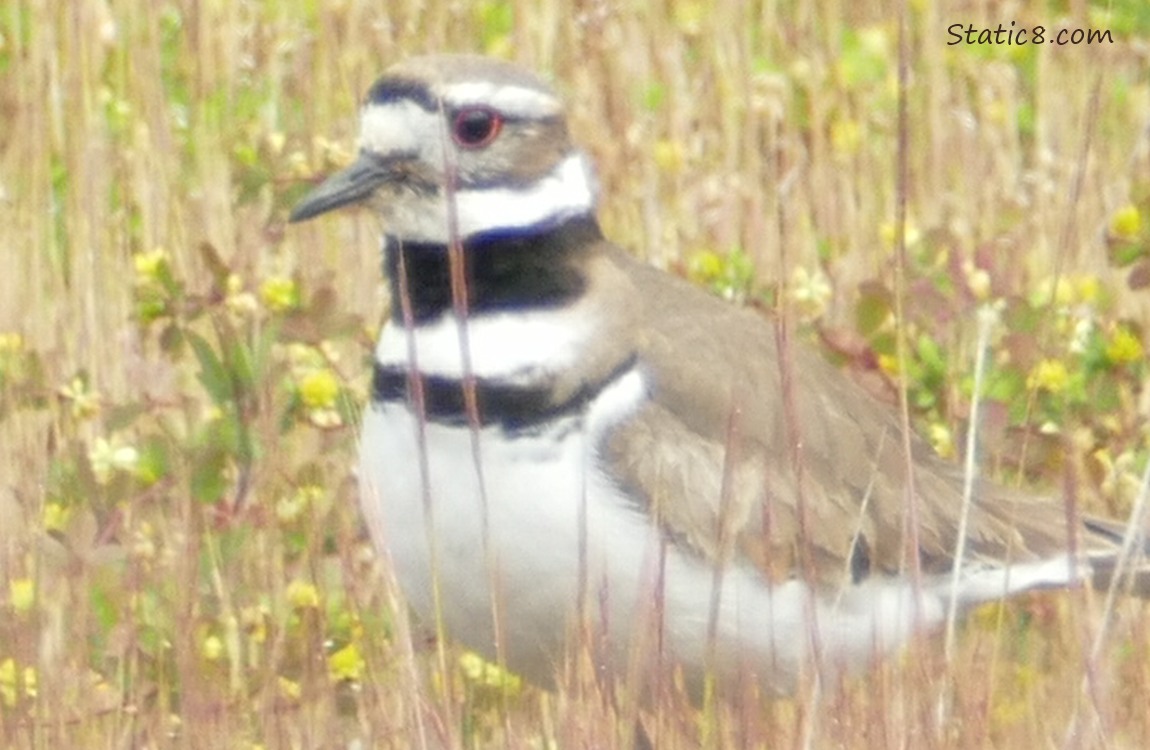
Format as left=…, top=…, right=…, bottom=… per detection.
left=290, top=54, right=1148, bottom=696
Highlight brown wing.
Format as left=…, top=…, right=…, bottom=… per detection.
left=594, top=245, right=1097, bottom=590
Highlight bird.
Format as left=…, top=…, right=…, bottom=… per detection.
left=289, top=54, right=1149, bottom=698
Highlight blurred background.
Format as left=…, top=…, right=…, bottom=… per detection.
left=1, top=0, right=1149, bottom=747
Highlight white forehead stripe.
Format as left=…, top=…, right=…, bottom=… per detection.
left=359, top=100, right=434, bottom=155
left=438, top=81, right=562, bottom=118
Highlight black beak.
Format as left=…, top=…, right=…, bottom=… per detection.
left=288, top=152, right=391, bottom=223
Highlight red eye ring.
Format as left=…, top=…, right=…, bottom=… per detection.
left=451, top=107, right=503, bottom=148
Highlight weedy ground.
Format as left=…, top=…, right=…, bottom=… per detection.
left=2, top=1, right=1150, bottom=748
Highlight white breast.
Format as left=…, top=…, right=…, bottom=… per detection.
left=374, top=306, right=593, bottom=384
left=357, top=364, right=655, bottom=683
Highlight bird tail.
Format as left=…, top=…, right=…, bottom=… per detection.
left=1084, top=515, right=1150, bottom=598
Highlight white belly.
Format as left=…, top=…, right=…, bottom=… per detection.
left=357, top=373, right=660, bottom=685
left=357, top=380, right=1086, bottom=695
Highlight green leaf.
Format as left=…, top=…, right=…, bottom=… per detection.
left=191, top=442, right=228, bottom=503
left=869, top=331, right=897, bottom=357
left=186, top=329, right=232, bottom=405
left=1108, top=241, right=1145, bottom=268
left=984, top=366, right=1025, bottom=403
left=916, top=333, right=940, bottom=368
left=137, top=436, right=170, bottom=485
left=89, top=583, right=122, bottom=635
left=641, top=82, right=666, bottom=112
left=224, top=335, right=256, bottom=395
left=855, top=282, right=893, bottom=338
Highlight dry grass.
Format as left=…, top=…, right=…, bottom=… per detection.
left=2, top=0, right=1150, bottom=747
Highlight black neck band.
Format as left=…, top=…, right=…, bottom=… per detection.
left=382, top=214, right=602, bottom=323
left=371, top=354, right=637, bottom=433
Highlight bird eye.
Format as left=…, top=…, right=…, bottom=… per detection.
left=451, top=107, right=503, bottom=148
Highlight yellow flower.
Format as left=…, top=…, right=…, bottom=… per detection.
left=43, top=503, right=70, bottom=533
left=298, top=369, right=339, bottom=409
left=307, top=407, right=343, bottom=429
left=58, top=376, right=101, bottom=420
left=789, top=266, right=833, bottom=319
left=1033, top=276, right=1075, bottom=306
left=315, top=135, right=354, bottom=171
left=9, top=578, right=34, bottom=614
left=225, top=274, right=258, bottom=318
left=287, top=342, right=325, bottom=369
left=0, top=659, right=36, bottom=707
left=259, top=276, right=299, bottom=313
left=879, top=218, right=921, bottom=248
left=830, top=118, right=861, bottom=155
left=928, top=423, right=954, bottom=460
left=459, top=651, right=522, bottom=691
left=133, top=248, right=169, bottom=283
left=1109, top=204, right=1142, bottom=239
left=672, top=0, right=704, bottom=35
left=265, top=131, right=286, bottom=156
left=276, top=485, right=322, bottom=525
left=278, top=676, right=301, bottom=701
left=226, top=274, right=243, bottom=296
left=287, top=150, right=310, bottom=178
left=1027, top=359, right=1069, bottom=393
left=328, top=643, right=365, bottom=682
left=652, top=139, right=685, bottom=173
left=1075, top=275, right=1100, bottom=304
left=962, top=260, right=991, bottom=301
left=201, top=634, right=224, bottom=662
left=88, top=435, right=140, bottom=484
left=0, top=332, right=23, bottom=355
left=1106, top=326, right=1144, bottom=365
left=0, top=659, right=13, bottom=706
left=285, top=579, right=320, bottom=610
left=1069, top=314, right=1095, bottom=355
left=688, top=250, right=724, bottom=284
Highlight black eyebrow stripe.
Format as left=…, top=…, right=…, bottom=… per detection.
left=366, top=78, right=438, bottom=110
left=365, top=78, right=559, bottom=119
